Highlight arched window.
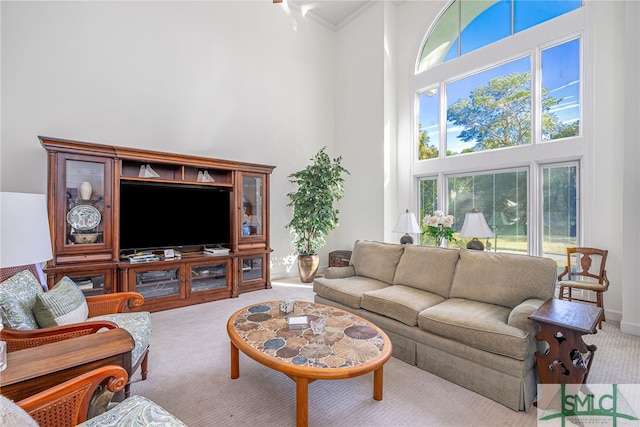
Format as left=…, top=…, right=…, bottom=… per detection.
left=413, top=0, right=583, bottom=266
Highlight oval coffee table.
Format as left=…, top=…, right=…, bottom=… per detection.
left=227, top=300, right=393, bottom=427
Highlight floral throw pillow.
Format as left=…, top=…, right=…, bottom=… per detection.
left=33, top=277, right=88, bottom=328
left=0, top=270, right=44, bottom=330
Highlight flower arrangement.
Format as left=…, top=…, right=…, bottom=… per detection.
left=422, top=210, right=455, bottom=245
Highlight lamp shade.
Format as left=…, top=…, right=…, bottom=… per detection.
left=392, top=210, right=421, bottom=234
left=0, top=192, right=53, bottom=268
left=459, top=211, right=493, bottom=239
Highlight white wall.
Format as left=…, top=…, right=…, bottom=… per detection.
left=1, top=1, right=337, bottom=278
left=333, top=3, right=385, bottom=250
left=621, top=0, right=640, bottom=335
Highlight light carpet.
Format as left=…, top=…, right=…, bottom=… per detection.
left=130, top=278, right=640, bottom=427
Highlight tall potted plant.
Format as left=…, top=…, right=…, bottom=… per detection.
left=286, top=147, right=349, bottom=282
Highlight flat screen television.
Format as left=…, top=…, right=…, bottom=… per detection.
left=119, top=182, right=231, bottom=253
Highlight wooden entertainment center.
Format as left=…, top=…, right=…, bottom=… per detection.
left=40, top=136, right=275, bottom=312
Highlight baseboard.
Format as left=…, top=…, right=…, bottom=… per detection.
left=620, top=319, right=640, bottom=336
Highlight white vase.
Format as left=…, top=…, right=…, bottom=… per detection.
left=439, top=238, right=448, bottom=248
left=79, top=181, right=93, bottom=200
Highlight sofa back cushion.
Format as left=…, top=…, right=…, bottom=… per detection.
left=0, top=270, right=44, bottom=330
left=351, top=240, right=404, bottom=285
left=393, top=245, right=460, bottom=297
left=449, top=249, right=557, bottom=308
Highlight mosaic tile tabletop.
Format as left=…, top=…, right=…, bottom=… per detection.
left=230, top=301, right=388, bottom=368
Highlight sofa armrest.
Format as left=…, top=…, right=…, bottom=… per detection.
left=508, top=298, right=546, bottom=334
left=0, top=321, right=119, bottom=352
left=324, top=266, right=356, bottom=279
left=508, top=298, right=549, bottom=356
left=86, top=292, right=144, bottom=317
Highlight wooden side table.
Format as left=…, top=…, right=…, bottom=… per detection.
left=529, top=298, right=602, bottom=385
left=328, top=250, right=352, bottom=267
left=0, top=328, right=133, bottom=402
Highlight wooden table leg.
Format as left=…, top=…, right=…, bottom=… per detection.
left=230, top=341, right=239, bottom=379
left=295, top=376, right=309, bottom=427
left=373, top=366, right=384, bottom=401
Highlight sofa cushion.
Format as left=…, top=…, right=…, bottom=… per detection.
left=392, top=245, right=459, bottom=297
left=91, top=312, right=152, bottom=368
left=33, top=277, right=89, bottom=328
left=0, top=270, right=44, bottom=330
left=449, top=249, right=557, bottom=309
left=418, top=298, right=529, bottom=360
left=362, top=285, right=445, bottom=326
left=350, top=240, right=404, bottom=285
left=313, top=276, right=389, bottom=309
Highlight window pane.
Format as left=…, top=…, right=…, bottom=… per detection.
left=542, top=164, right=578, bottom=272
left=515, top=0, right=582, bottom=33
left=417, top=1, right=459, bottom=72
left=418, top=88, right=440, bottom=160
left=461, top=0, right=511, bottom=56
left=418, top=178, right=438, bottom=245
left=446, top=56, right=531, bottom=155
left=448, top=170, right=528, bottom=252
left=541, top=39, right=580, bottom=140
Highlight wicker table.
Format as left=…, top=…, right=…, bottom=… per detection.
left=227, top=300, right=392, bottom=427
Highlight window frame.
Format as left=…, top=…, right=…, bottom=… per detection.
left=411, top=4, right=585, bottom=257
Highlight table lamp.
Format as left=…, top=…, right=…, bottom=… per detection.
left=0, top=192, right=53, bottom=271
left=458, top=209, right=493, bottom=250
left=392, top=209, right=422, bottom=244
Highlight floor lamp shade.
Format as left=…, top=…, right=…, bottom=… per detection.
left=0, top=192, right=53, bottom=268
left=458, top=211, right=493, bottom=250
left=392, top=209, right=421, bottom=244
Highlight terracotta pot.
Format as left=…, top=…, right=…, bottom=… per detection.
left=297, top=254, right=320, bottom=283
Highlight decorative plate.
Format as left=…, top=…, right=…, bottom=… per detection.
left=67, top=205, right=101, bottom=231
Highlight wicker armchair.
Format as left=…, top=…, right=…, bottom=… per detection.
left=0, top=265, right=151, bottom=397
left=0, top=365, right=186, bottom=427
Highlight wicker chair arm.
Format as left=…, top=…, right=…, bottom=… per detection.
left=16, top=365, right=128, bottom=427
left=86, top=292, right=145, bottom=317
left=0, top=321, right=119, bottom=353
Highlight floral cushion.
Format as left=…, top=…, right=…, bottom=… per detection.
left=90, top=312, right=152, bottom=368
left=0, top=395, right=39, bottom=427
left=32, top=277, right=89, bottom=328
left=0, top=270, right=44, bottom=330
left=78, top=395, right=186, bottom=427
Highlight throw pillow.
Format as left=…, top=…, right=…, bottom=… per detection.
left=0, top=270, right=44, bottom=330
left=33, top=277, right=88, bottom=328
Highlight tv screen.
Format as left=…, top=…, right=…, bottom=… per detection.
left=119, top=182, right=231, bottom=253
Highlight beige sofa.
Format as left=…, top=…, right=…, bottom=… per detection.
left=313, top=240, right=557, bottom=411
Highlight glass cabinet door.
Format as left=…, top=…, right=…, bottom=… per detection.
left=241, top=255, right=264, bottom=283
left=134, top=268, right=180, bottom=300
left=240, top=173, right=264, bottom=238
left=190, top=260, right=230, bottom=293
left=63, top=156, right=111, bottom=248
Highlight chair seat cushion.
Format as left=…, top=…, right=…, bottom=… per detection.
left=0, top=395, right=39, bottom=427
left=78, top=395, right=186, bottom=427
left=32, top=277, right=89, bottom=328
left=91, top=312, right=151, bottom=367
left=0, top=270, right=44, bottom=330
left=559, top=280, right=606, bottom=291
